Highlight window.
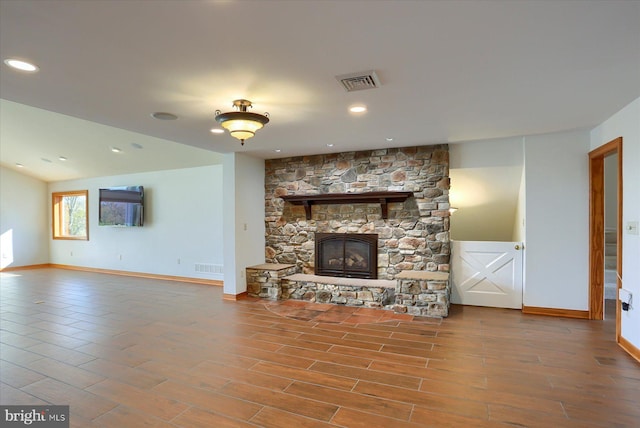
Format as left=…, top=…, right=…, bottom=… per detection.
left=52, top=190, right=88, bottom=240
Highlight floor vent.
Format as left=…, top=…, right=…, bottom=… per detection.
left=195, top=263, right=223, bottom=274
left=336, top=70, right=381, bottom=92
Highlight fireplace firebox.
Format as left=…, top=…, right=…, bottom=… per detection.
left=315, top=233, right=378, bottom=279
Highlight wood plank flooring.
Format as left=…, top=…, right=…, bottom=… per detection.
left=1, top=268, right=638, bottom=427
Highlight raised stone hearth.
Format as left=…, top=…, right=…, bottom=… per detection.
left=282, top=273, right=395, bottom=308
left=246, top=264, right=450, bottom=317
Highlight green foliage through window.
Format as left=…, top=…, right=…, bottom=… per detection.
left=53, top=190, right=88, bottom=240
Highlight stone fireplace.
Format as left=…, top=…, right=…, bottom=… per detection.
left=265, top=145, right=451, bottom=279
left=254, top=145, right=452, bottom=317
left=315, top=233, right=378, bottom=279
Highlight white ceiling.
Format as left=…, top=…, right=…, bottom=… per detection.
left=1, top=0, right=639, bottom=182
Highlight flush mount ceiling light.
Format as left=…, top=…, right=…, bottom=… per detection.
left=214, top=99, right=269, bottom=146
left=4, top=58, right=39, bottom=72
left=349, top=105, right=367, bottom=113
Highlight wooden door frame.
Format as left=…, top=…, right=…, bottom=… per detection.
left=588, top=137, right=622, bottom=338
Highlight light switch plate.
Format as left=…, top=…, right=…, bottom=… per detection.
left=619, top=288, right=632, bottom=303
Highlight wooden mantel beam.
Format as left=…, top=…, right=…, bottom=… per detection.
left=280, top=191, right=413, bottom=220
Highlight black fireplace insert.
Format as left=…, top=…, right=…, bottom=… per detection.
left=315, top=233, right=378, bottom=279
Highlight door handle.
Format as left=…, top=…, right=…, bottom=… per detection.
left=514, top=244, right=521, bottom=250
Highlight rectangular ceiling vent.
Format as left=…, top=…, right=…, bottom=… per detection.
left=336, top=70, right=381, bottom=92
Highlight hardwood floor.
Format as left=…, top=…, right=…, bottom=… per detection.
left=1, top=268, right=638, bottom=427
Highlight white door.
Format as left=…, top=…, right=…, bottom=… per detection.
left=451, top=241, right=523, bottom=309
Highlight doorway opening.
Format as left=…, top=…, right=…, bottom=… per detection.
left=588, top=137, right=622, bottom=340
left=603, top=153, right=618, bottom=320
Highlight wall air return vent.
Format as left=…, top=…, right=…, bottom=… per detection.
left=336, top=70, right=381, bottom=92
left=195, top=263, right=223, bottom=274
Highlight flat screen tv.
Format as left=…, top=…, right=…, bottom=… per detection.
left=99, top=186, right=144, bottom=227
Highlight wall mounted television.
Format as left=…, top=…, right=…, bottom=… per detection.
left=99, top=186, right=144, bottom=227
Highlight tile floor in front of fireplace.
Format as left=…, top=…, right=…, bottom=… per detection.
left=1, top=268, right=639, bottom=428
left=263, top=299, right=420, bottom=324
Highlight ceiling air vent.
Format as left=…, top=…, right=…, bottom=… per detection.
left=336, top=70, right=381, bottom=92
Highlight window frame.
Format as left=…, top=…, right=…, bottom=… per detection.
left=52, top=190, right=89, bottom=240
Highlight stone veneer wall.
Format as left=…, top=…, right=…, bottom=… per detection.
left=264, top=145, right=450, bottom=280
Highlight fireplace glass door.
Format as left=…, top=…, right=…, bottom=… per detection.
left=315, top=233, right=378, bottom=279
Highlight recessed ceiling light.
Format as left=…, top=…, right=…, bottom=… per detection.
left=15, top=163, right=24, bottom=168
left=274, top=149, right=282, bottom=153
left=326, top=143, right=335, bottom=148
left=111, top=147, right=122, bottom=153
left=151, top=112, right=178, bottom=120
left=59, top=156, right=68, bottom=161
left=131, top=143, right=144, bottom=149
left=349, top=105, right=367, bottom=113
left=41, top=158, right=52, bottom=163
left=386, top=137, right=394, bottom=142
left=210, top=128, right=224, bottom=134
left=4, top=58, right=39, bottom=72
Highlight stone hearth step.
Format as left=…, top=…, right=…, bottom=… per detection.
left=284, top=274, right=395, bottom=288
left=282, top=274, right=395, bottom=308
left=246, top=263, right=298, bottom=300
left=391, top=270, right=450, bottom=317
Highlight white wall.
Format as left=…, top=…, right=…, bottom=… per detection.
left=48, top=165, right=224, bottom=280
left=223, top=153, right=266, bottom=296
left=591, top=97, right=640, bottom=350
left=524, top=129, right=590, bottom=310
left=0, top=166, right=49, bottom=268
left=449, top=137, right=524, bottom=241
